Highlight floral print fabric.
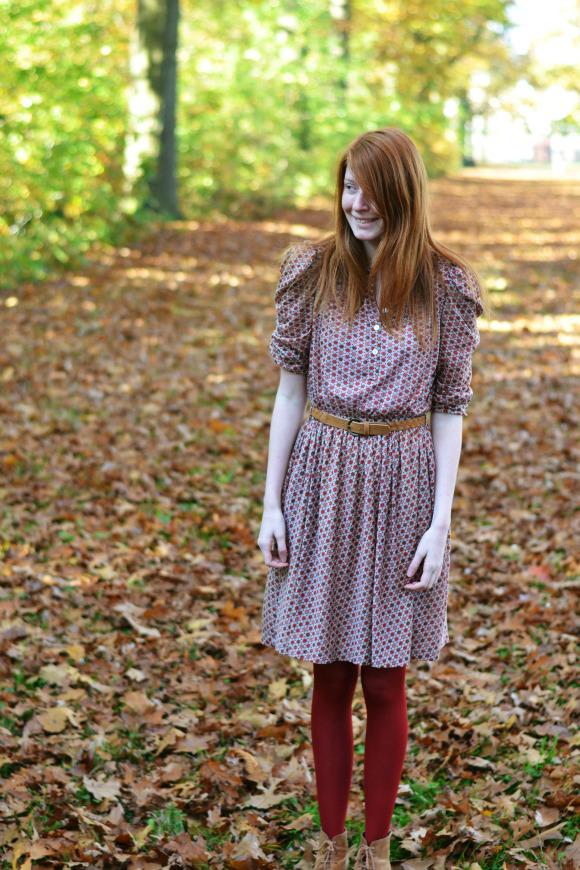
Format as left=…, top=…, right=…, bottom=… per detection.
left=261, top=244, right=483, bottom=666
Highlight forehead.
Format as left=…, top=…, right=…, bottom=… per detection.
left=344, top=167, right=357, bottom=182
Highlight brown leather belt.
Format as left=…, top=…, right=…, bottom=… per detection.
left=310, top=406, right=427, bottom=435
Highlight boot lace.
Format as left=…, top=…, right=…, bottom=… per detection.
left=316, top=840, right=336, bottom=870
left=357, top=840, right=377, bottom=869
left=317, top=837, right=340, bottom=869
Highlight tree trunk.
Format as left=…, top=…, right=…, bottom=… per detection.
left=125, top=0, right=181, bottom=217
left=458, top=90, right=476, bottom=167
left=330, top=0, right=351, bottom=95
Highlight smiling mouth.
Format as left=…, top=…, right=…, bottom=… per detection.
left=354, top=217, right=378, bottom=224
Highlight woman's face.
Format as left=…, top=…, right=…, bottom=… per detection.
left=342, top=166, right=384, bottom=245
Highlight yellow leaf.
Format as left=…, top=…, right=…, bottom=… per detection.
left=11, top=841, right=31, bottom=870
left=132, top=824, right=152, bottom=848
left=268, top=678, right=288, bottom=701
left=38, top=707, right=77, bottom=733
left=40, top=664, right=79, bottom=686
left=65, top=644, right=85, bottom=661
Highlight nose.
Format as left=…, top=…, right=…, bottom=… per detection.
left=353, top=189, right=370, bottom=211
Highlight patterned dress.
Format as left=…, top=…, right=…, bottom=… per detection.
left=261, top=243, right=483, bottom=667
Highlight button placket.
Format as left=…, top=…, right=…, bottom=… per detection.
left=372, top=306, right=388, bottom=357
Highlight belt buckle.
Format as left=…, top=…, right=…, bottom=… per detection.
left=347, top=417, right=360, bottom=435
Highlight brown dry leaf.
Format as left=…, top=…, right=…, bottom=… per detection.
left=564, top=834, right=580, bottom=866
left=165, top=832, right=209, bottom=863
left=158, top=758, right=190, bottom=783
left=77, top=673, right=115, bottom=694
left=284, top=813, right=314, bottom=832
left=496, top=794, right=518, bottom=818
left=199, top=759, right=243, bottom=790
left=243, top=780, right=295, bottom=809
left=154, top=727, right=185, bottom=755
left=114, top=602, right=161, bottom=638
left=82, top=775, right=122, bottom=801
left=232, top=748, right=270, bottom=783
left=29, top=837, right=76, bottom=859
left=516, top=822, right=566, bottom=848
left=123, top=690, right=156, bottom=714
left=174, top=733, right=211, bottom=754
left=535, top=806, right=560, bottom=827
left=228, top=830, right=269, bottom=861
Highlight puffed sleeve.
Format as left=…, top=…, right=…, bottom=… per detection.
left=431, top=262, right=484, bottom=416
left=268, top=244, right=318, bottom=375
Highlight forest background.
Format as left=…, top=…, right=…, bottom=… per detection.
left=3, top=0, right=577, bottom=288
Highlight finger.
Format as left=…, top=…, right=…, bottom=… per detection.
left=275, top=535, right=288, bottom=563
left=262, top=541, right=273, bottom=565
left=406, top=552, right=422, bottom=577
left=263, top=537, right=284, bottom=568
left=404, top=568, right=433, bottom=590
left=403, top=578, right=427, bottom=589
left=268, top=537, right=287, bottom=568
left=407, top=552, right=425, bottom=583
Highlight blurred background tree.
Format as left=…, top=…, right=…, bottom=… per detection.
left=0, top=0, right=576, bottom=288
left=125, top=0, right=181, bottom=218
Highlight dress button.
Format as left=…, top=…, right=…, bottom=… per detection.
left=372, top=347, right=378, bottom=355
left=374, top=323, right=380, bottom=331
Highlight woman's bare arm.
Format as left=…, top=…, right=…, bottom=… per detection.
left=429, top=411, right=463, bottom=532
left=404, top=412, right=463, bottom=590
left=258, top=369, right=308, bottom=567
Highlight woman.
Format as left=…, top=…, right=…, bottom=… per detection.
left=257, top=127, right=488, bottom=869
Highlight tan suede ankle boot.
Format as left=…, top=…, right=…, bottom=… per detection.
left=353, top=831, right=391, bottom=869
left=313, top=829, right=349, bottom=869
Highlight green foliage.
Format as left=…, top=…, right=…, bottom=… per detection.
left=0, top=0, right=133, bottom=286
left=1, top=0, right=517, bottom=286
left=146, top=803, right=188, bottom=840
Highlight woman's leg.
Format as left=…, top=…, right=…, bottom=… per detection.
left=311, top=660, right=360, bottom=838
left=360, top=664, right=408, bottom=842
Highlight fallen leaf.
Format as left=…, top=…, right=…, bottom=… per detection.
left=37, top=706, right=78, bottom=733
left=82, top=776, right=122, bottom=801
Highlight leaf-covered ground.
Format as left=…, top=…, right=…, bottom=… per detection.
left=0, top=170, right=578, bottom=869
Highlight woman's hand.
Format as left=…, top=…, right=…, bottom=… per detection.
left=257, top=507, right=289, bottom=568
left=404, top=525, right=448, bottom=591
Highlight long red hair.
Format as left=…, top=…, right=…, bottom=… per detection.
left=283, top=127, right=489, bottom=350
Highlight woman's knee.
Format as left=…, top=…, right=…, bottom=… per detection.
left=360, top=664, right=407, bottom=706
left=313, top=660, right=359, bottom=701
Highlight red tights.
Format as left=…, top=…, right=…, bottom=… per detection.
left=310, top=661, right=408, bottom=842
